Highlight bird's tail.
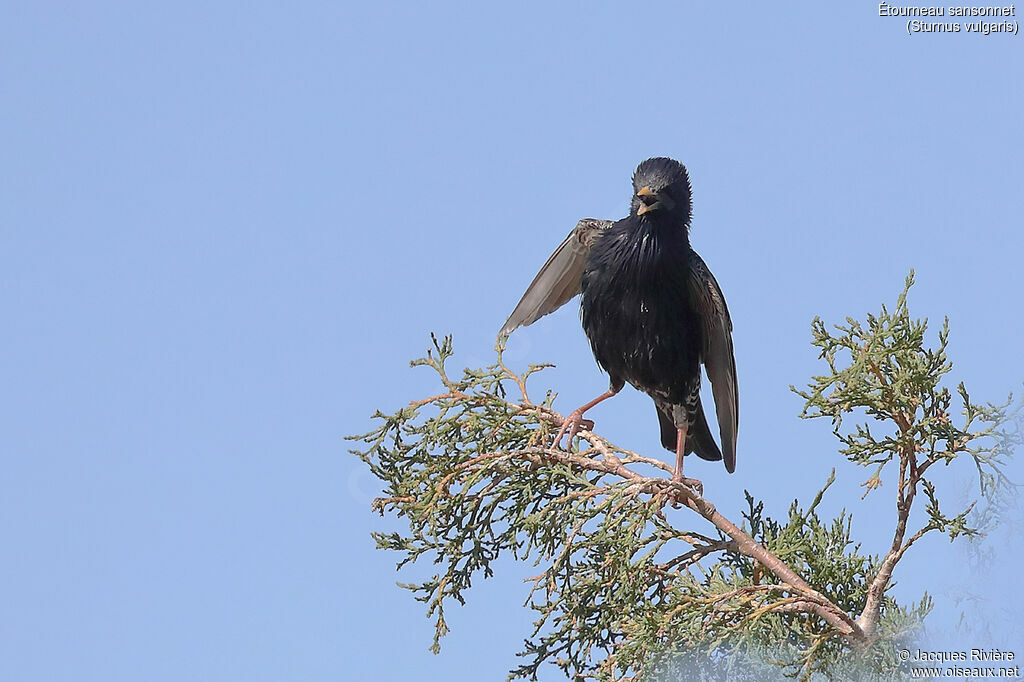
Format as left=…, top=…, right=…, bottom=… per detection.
left=656, top=402, right=722, bottom=463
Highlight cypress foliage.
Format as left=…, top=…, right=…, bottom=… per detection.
left=351, top=273, right=1020, bottom=680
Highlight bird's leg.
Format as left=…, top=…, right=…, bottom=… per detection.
left=673, top=423, right=703, bottom=497
left=553, top=389, right=618, bottom=449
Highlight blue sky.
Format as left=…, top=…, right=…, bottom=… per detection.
left=2, top=3, right=1022, bottom=680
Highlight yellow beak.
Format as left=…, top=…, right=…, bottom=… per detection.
left=636, top=186, right=658, bottom=215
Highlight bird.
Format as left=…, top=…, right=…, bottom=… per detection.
left=500, top=157, right=738, bottom=486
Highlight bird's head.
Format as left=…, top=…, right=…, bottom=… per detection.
left=630, top=157, right=692, bottom=224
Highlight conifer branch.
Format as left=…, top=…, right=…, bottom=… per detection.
left=354, top=274, right=1020, bottom=680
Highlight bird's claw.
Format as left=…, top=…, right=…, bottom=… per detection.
left=669, top=474, right=703, bottom=506
left=553, top=410, right=594, bottom=450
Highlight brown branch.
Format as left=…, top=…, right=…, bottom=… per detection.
left=409, top=392, right=460, bottom=409
left=857, top=478, right=915, bottom=638
left=677, top=487, right=866, bottom=644
left=660, top=539, right=739, bottom=572
left=495, top=341, right=531, bottom=403
left=463, top=442, right=868, bottom=646
left=900, top=523, right=934, bottom=555
left=405, top=375, right=871, bottom=647
left=866, top=355, right=915, bottom=434
left=856, top=361, right=921, bottom=640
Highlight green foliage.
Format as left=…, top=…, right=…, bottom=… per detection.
left=792, top=270, right=1020, bottom=536
left=350, top=274, right=1020, bottom=681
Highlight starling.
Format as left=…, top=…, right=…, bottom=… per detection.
left=500, top=157, right=738, bottom=483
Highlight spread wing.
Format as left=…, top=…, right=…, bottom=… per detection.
left=499, top=218, right=612, bottom=336
left=688, top=250, right=739, bottom=473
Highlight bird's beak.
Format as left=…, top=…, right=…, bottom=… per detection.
left=636, top=186, right=660, bottom=215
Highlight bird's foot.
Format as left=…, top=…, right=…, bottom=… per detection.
left=553, top=410, right=595, bottom=450
left=670, top=470, right=703, bottom=504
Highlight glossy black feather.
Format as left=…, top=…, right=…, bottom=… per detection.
left=687, top=251, right=739, bottom=472
left=500, top=157, right=739, bottom=473
left=580, top=214, right=699, bottom=405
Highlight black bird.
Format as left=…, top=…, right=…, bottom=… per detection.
left=500, top=157, right=738, bottom=484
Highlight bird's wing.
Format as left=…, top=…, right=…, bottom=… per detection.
left=688, top=250, right=739, bottom=473
left=499, top=218, right=612, bottom=336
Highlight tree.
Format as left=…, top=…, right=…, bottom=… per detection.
left=350, top=273, right=1020, bottom=680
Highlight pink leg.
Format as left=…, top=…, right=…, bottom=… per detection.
left=553, top=389, right=619, bottom=449
left=674, top=423, right=703, bottom=496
